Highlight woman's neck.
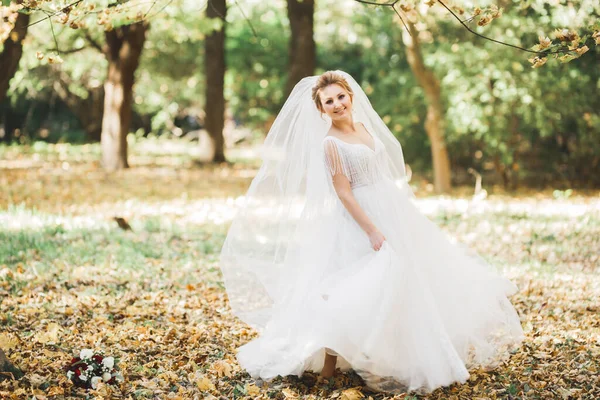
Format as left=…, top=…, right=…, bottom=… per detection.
left=331, top=117, right=355, bottom=134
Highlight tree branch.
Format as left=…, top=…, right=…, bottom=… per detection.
left=435, top=0, right=544, bottom=55
left=143, top=0, right=157, bottom=18
left=143, top=0, right=174, bottom=21
left=24, top=0, right=84, bottom=29
left=143, top=0, right=173, bottom=21
left=83, top=31, right=105, bottom=54
left=354, top=0, right=399, bottom=5
left=437, top=0, right=581, bottom=55
left=234, top=0, right=257, bottom=38
left=354, top=0, right=582, bottom=56
left=45, top=10, right=61, bottom=54
left=25, top=0, right=164, bottom=32
left=391, top=4, right=410, bottom=36
left=53, top=46, right=88, bottom=54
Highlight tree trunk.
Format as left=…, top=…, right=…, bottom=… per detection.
left=53, top=75, right=104, bottom=142
left=0, top=347, right=23, bottom=381
left=0, top=5, right=30, bottom=103
left=509, top=113, right=520, bottom=190
left=402, top=22, right=451, bottom=193
left=286, top=0, right=316, bottom=95
left=204, top=0, right=227, bottom=163
left=101, top=22, right=147, bottom=171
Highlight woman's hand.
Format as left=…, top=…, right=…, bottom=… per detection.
left=368, top=230, right=386, bottom=251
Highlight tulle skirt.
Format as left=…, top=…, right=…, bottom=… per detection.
left=236, top=178, right=524, bottom=394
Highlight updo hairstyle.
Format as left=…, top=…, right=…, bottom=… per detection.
left=311, top=71, right=354, bottom=113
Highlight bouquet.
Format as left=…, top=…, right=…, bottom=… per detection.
left=65, top=349, right=124, bottom=390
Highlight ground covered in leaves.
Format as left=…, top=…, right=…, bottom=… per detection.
left=1, top=140, right=599, bottom=399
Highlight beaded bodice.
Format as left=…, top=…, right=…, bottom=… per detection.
left=323, top=135, right=386, bottom=189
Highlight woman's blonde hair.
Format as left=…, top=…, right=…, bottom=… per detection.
left=311, top=71, right=354, bottom=113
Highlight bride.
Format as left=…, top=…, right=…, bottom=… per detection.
left=220, top=70, right=524, bottom=394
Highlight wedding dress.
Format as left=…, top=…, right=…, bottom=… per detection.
left=220, top=71, right=524, bottom=394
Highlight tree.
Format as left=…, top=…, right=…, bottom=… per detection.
left=0, top=2, right=29, bottom=103
left=204, top=0, right=227, bottom=163
left=7, top=1, right=151, bottom=168
left=100, top=22, right=148, bottom=170
left=53, top=72, right=104, bottom=142
left=350, top=0, right=599, bottom=190
left=286, top=0, right=316, bottom=94
left=403, top=22, right=451, bottom=193
left=353, top=0, right=598, bottom=66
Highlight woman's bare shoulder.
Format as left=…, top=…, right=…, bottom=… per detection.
left=355, top=121, right=367, bottom=131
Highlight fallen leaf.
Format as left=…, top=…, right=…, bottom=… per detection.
left=341, top=387, right=364, bottom=400
left=282, top=388, right=299, bottom=398
left=211, top=360, right=233, bottom=378
left=0, top=332, right=20, bottom=350
left=33, top=322, right=62, bottom=344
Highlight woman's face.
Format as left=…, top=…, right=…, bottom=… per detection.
left=319, top=84, right=353, bottom=122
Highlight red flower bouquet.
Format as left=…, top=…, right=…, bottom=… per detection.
left=65, top=349, right=123, bottom=389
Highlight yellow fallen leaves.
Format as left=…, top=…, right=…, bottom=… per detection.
left=245, top=383, right=261, bottom=396
left=341, top=387, right=364, bottom=400
left=1, top=157, right=599, bottom=400
left=46, top=386, right=65, bottom=396
left=190, top=372, right=216, bottom=392
left=211, top=359, right=234, bottom=378
left=89, top=381, right=116, bottom=398
left=138, top=379, right=160, bottom=390
left=34, top=322, right=63, bottom=344
left=28, top=373, right=47, bottom=388
left=282, top=388, right=300, bottom=398
left=157, top=370, right=179, bottom=384
left=533, top=351, right=551, bottom=359
left=0, top=333, right=20, bottom=351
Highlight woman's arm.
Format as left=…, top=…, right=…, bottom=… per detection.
left=331, top=173, right=386, bottom=251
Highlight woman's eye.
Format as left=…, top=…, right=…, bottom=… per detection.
left=339, top=95, right=345, bottom=99
left=326, top=100, right=333, bottom=104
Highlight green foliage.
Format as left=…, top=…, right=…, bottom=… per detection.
left=426, top=0, right=600, bottom=186
left=226, top=2, right=289, bottom=130
left=135, top=3, right=224, bottom=132
left=2, top=0, right=599, bottom=186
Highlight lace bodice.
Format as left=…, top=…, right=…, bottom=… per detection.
left=323, top=134, right=387, bottom=189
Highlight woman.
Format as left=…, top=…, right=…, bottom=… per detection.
left=220, top=71, right=524, bottom=394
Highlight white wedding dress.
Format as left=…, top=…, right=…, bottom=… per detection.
left=233, top=129, right=524, bottom=394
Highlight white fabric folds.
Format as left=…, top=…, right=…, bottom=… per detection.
left=220, top=71, right=524, bottom=394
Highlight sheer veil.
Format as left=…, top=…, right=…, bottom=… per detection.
left=220, top=70, right=412, bottom=328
